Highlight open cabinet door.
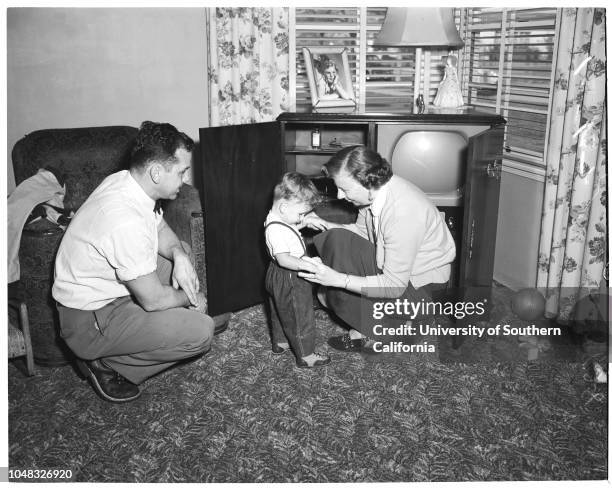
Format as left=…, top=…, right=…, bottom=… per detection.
left=199, top=122, right=283, bottom=316
left=459, top=125, right=505, bottom=310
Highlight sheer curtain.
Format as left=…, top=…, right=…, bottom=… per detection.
left=207, top=8, right=290, bottom=126
left=536, top=8, right=607, bottom=320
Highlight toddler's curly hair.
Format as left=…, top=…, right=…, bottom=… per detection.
left=273, top=172, right=321, bottom=206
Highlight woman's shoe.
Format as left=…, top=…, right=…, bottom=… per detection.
left=271, top=343, right=289, bottom=355
left=296, top=353, right=331, bottom=368
left=327, top=334, right=367, bottom=352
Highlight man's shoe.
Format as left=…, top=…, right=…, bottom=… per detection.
left=296, top=353, right=331, bottom=368
left=75, top=359, right=141, bottom=403
left=327, top=334, right=367, bottom=352
left=214, top=320, right=228, bottom=336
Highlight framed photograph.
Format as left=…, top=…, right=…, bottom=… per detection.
left=303, top=47, right=356, bottom=109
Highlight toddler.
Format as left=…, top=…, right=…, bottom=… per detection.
left=264, top=172, right=330, bottom=368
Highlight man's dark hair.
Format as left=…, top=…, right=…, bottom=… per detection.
left=324, top=145, right=392, bottom=190
left=130, top=121, right=195, bottom=170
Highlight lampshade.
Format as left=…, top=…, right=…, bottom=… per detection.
left=374, top=8, right=464, bottom=48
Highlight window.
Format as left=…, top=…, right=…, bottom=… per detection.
left=290, top=7, right=557, bottom=168
left=292, top=7, right=451, bottom=111
left=458, top=8, right=559, bottom=167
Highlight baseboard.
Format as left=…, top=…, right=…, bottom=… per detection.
left=493, top=272, right=532, bottom=292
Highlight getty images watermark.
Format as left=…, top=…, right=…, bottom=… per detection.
left=358, top=286, right=609, bottom=361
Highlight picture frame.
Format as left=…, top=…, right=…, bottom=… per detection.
left=303, top=47, right=356, bottom=110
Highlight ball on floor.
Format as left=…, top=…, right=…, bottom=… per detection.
left=511, top=288, right=546, bottom=321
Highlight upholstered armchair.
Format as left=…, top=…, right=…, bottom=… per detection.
left=11, top=126, right=228, bottom=366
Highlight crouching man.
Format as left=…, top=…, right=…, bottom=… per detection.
left=52, top=121, right=214, bottom=403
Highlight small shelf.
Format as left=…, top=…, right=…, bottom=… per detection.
left=285, top=144, right=361, bottom=155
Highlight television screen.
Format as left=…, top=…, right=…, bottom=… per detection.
left=390, top=130, right=468, bottom=206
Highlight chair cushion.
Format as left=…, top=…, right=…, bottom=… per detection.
left=12, top=126, right=138, bottom=210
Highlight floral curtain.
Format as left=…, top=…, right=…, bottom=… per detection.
left=207, top=8, right=290, bottom=127
left=536, top=8, right=607, bottom=321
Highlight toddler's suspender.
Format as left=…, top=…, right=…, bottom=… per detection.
left=264, top=221, right=307, bottom=258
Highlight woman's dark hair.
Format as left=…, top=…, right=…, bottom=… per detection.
left=130, top=121, right=194, bottom=170
left=324, top=145, right=393, bottom=190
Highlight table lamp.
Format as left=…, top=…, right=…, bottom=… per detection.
left=373, top=8, right=464, bottom=111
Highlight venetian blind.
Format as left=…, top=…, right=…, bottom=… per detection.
left=364, top=7, right=413, bottom=110
left=459, top=8, right=559, bottom=167
left=293, top=7, right=454, bottom=111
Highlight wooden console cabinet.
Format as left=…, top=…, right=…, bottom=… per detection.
left=199, top=110, right=505, bottom=316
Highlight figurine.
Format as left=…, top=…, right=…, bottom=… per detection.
left=433, top=55, right=464, bottom=108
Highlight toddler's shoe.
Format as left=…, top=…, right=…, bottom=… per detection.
left=271, top=343, right=289, bottom=355
left=296, top=352, right=331, bottom=368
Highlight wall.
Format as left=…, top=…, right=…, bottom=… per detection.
left=6, top=8, right=545, bottom=289
left=7, top=8, right=209, bottom=193
left=493, top=164, right=545, bottom=290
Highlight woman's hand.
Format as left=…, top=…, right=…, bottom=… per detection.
left=301, top=214, right=333, bottom=231
left=297, top=257, right=319, bottom=273
left=299, top=257, right=345, bottom=288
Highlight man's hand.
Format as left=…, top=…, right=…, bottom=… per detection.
left=125, top=271, right=193, bottom=312
left=172, top=252, right=200, bottom=306
left=189, top=291, right=208, bottom=314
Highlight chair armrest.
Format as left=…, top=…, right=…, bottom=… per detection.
left=189, top=212, right=207, bottom=298
left=7, top=299, right=32, bottom=342
left=162, top=183, right=205, bottom=286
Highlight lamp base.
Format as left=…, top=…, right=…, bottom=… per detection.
left=426, top=104, right=469, bottom=114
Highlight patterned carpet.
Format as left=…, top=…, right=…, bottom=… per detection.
left=8, top=285, right=608, bottom=482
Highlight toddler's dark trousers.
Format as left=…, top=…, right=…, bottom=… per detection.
left=265, top=260, right=316, bottom=358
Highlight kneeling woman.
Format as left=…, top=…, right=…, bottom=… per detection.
left=300, top=145, right=456, bottom=351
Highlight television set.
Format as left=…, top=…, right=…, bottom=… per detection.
left=376, top=123, right=491, bottom=207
